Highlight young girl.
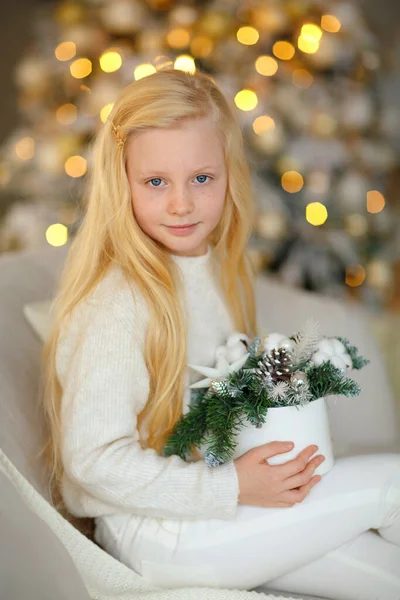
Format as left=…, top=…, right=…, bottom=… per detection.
left=42, top=69, right=400, bottom=600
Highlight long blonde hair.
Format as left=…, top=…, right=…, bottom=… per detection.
left=41, top=68, right=257, bottom=496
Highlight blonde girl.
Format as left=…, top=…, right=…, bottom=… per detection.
left=41, top=69, right=400, bottom=599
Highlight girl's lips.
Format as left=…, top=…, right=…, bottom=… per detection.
left=165, top=223, right=199, bottom=236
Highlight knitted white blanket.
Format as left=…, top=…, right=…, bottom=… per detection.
left=0, top=449, right=301, bottom=600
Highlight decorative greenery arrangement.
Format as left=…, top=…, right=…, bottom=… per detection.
left=163, top=320, right=369, bottom=467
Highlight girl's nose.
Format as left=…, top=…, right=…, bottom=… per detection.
left=167, top=190, right=194, bottom=215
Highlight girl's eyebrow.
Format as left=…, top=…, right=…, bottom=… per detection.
left=138, top=165, right=219, bottom=177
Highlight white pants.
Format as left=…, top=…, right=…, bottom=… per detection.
left=96, top=453, right=400, bottom=600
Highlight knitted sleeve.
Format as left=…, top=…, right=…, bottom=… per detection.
left=55, top=293, right=239, bottom=521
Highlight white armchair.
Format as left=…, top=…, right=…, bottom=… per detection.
left=0, top=241, right=398, bottom=600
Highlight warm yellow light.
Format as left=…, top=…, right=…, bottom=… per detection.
left=306, top=202, right=328, bottom=225
left=346, top=264, right=366, bottom=287
left=99, top=50, right=122, bottom=73
left=321, top=15, right=341, bottom=33
left=273, top=41, right=295, bottom=60
left=237, top=26, right=259, bottom=46
left=46, top=223, right=68, bottom=247
left=301, top=24, right=323, bottom=41
left=64, top=155, right=87, bottom=178
left=253, top=116, right=275, bottom=134
left=167, top=27, right=190, bottom=48
left=298, top=36, right=320, bottom=54
left=174, top=55, right=196, bottom=73
left=255, top=55, right=278, bottom=76
left=56, top=103, right=77, bottom=125
left=134, top=63, right=157, bottom=80
left=292, top=68, right=313, bottom=88
left=100, top=103, right=114, bottom=123
left=282, top=170, right=304, bottom=193
left=190, top=35, right=213, bottom=58
left=55, top=41, right=76, bottom=61
left=70, top=58, right=92, bottom=79
left=367, top=190, right=385, bottom=214
left=15, top=137, right=35, bottom=160
left=234, top=90, right=258, bottom=111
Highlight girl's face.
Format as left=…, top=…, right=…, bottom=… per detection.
left=126, top=117, right=228, bottom=257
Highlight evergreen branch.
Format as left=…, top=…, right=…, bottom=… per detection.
left=306, top=362, right=361, bottom=399
left=203, top=390, right=244, bottom=464
left=240, top=387, right=271, bottom=427
left=162, top=392, right=208, bottom=460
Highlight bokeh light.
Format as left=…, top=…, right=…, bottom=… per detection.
left=367, top=260, right=391, bottom=289
left=234, top=90, right=258, bottom=111
left=255, top=56, right=278, bottom=76
left=15, top=137, right=35, bottom=160
left=273, top=41, right=295, bottom=60
left=167, top=28, right=190, bottom=48
left=64, top=155, right=87, bottom=178
left=253, top=116, right=275, bottom=134
left=100, top=103, right=114, bottom=123
left=306, top=202, right=328, bottom=225
left=190, top=36, right=213, bottom=58
left=70, top=58, right=92, bottom=79
left=321, top=15, right=341, bottom=33
left=174, top=55, right=196, bottom=73
left=134, top=63, right=157, bottom=80
left=237, top=26, right=259, bottom=46
left=346, top=264, right=366, bottom=287
left=298, top=36, right=320, bottom=54
left=56, top=103, right=77, bottom=125
left=55, top=41, right=76, bottom=61
left=301, top=24, right=323, bottom=41
left=46, top=223, right=68, bottom=247
left=281, top=170, right=304, bottom=193
left=99, top=50, right=122, bottom=73
left=367, top=190, right=385, bottom=213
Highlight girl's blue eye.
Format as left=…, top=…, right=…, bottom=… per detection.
left=195, top=175, right=210, bottom=184
left=148, top=178, right=163, bottom=187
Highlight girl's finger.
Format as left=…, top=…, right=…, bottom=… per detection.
left=282, top=455, right=325, bottom=491
left=280, top=475, right=321, bottom=504
left=272, top=445, right=318, bottom=479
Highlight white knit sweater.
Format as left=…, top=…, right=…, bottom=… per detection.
left=0, top=243, right=303, bottom=600
left=55, top=246, right=240, bottom=523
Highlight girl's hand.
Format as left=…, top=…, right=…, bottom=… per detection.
left=234, top=442, right=325, bottom=508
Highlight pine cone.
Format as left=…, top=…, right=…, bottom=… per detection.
left=253, top=360, right=273, bottom=387
left=259, top=348, right=293, bottom=383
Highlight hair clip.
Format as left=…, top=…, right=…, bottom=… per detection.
left=111, top=122, right=125, bottom=150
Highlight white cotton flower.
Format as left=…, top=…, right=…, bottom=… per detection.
left=311, top=338, right=352, bottom=373
left=261, top=333, right=295, bottom=354
left=225, top=332, right=250, bottom=363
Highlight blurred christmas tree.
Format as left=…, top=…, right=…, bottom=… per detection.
left=0, top=0, right=398, bottom=309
